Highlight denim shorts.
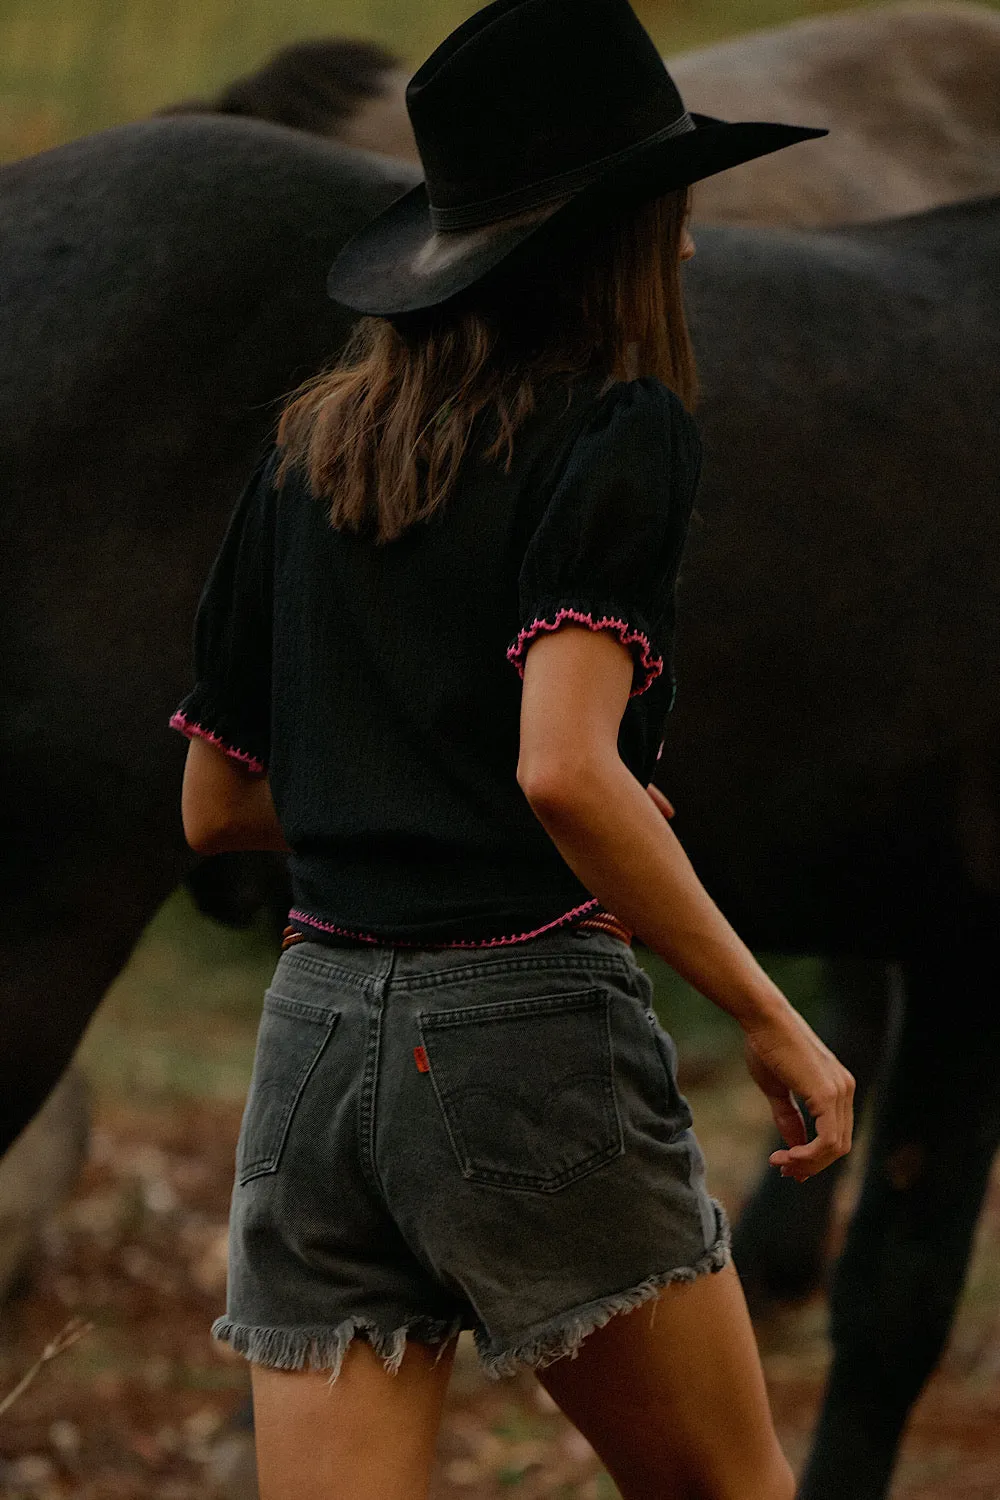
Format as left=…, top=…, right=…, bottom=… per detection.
left=213, top=929, right=730, bottom=1381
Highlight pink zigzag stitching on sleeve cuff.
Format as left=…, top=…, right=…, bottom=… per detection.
left=507, top=609, right=663, bottom=697
left=169, top=711, right=266, bottom=774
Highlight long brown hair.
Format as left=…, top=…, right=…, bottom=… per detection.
left=277, top=187, right=697, bottom=543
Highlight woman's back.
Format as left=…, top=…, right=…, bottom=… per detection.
left=176, top=373, right=701, bottom=945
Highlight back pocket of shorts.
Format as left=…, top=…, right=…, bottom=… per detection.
left=237, top=991, right=340, bottom=1184
left=418, top=988, right=622, bottom=1193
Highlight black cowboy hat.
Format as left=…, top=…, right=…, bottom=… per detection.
left=327, top=0, right=827, bottom=317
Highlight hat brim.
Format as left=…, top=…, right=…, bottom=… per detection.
left=327, top=114, right=827, bottom=317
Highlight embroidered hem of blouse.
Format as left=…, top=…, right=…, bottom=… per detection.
left=288, top=898, right=601, bottom=950
left=506, top=605, right=664, bottom=698
left=169, top=711, right=267, bottom=775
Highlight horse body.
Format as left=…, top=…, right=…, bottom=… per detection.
left=164, top=37, right=418, bottom=166
left=673, top=0, right=1000, bottom=224
left=0, top=116, right=415, bottom=1144
left=1, top=114, right=998, bottom=1495
left=674, top=199, right=1000, bottom=1497
left=304, top=2, right=1000, bottom=226
left=675, top=199, right=1000, bottom=951
left=331, top=65, right=417, bottom=164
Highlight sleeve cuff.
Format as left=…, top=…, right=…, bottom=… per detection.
left=169, top=691, right=268, bottom=775
left=506, top=605, right=664, bottom=698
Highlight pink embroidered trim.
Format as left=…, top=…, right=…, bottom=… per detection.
left=169, top=712, right=266, bottom=775
left=507, top=609, right=663, bottom=698
left=287, top=897, right=600, bottom=950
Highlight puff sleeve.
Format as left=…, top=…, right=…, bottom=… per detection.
left=507, top=378, right=701, bottom=700
left=169, top=451, right=277, bottom=774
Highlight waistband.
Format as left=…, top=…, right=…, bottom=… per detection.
left=280, top=910, right=632, bottom=954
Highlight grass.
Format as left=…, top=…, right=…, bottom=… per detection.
left=4, top=0, right=987, bottom=162
left=77, top=888, right=277, bottom=1105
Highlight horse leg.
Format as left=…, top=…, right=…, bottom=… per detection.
left=0, top=1066, right=90, bottom=1305
left=732, top=957, right=892, bottom=1306
left=797, top=938, right=1000, bottom=1500
left=0, top=834, right=188, bottom=1154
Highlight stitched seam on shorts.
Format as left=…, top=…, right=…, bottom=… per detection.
left=419, top=989, right=611, bottom=1029
left=278, top=951, right=392, bottom=990
left=278, top=945, right=635, bottom=991
left=395, top=952, right=634, bottom=990
left=357, top=957, right=394, bottom=1204
left=262, top=992, right=342, bottom=1025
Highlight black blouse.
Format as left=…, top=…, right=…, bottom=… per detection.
left=170, top=374, right=702, bottom=947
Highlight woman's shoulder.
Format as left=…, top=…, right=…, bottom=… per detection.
left=565, top=376, right=702, bottom=482
left=525, top=373, right=700, bottom=466
left=592, top=376, right=699, bottom=432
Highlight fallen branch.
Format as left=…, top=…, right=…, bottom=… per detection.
left=0, top=1317, right=94, bottom=1417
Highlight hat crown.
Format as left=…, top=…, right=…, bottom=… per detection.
left=405, top=0, right=690, bottom=228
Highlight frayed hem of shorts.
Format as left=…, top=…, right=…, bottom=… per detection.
left=210, top=1312, right=464, bottom=1381
left=474, top=1197, right=731, bottom=1380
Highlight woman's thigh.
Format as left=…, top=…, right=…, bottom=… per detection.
left=536, top=1262, right=794, bottom=1500
left=250, top=1334, right=458, bottom=1500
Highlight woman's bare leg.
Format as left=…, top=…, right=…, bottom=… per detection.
left=250, top=1334, right=458, bottom=1500
left=536, top=1262, right=794, bottom=1500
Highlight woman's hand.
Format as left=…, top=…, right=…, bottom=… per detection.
left=741, top=1006, right=855, bottom=1182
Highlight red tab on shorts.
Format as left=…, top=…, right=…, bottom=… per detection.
left=413, top=1045, right=430, bottom=1073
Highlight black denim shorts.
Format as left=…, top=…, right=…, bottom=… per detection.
left=213, top=929, right=730, bottom=1380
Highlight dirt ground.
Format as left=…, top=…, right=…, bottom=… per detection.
left=1, top=1072, right=998, bottom=1500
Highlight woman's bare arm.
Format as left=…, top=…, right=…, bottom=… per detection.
left=179, top=736, right=290, bottom=855
left=517, top=625, right=854, bottom=1181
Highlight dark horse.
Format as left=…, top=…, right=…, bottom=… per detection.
left=676, top=203, right=1000, bottom=1496
left=0, top=115, right=412, bottom=1140
left=1, top=114, right=997, bottom=1498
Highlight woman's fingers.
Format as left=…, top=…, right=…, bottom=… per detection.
left=745, top=1018, right=855, bottom=1182
left=769, top=1067, right=856, bottom=1180
left=767, top=1096, right=839, bottom=1179
left=770, top=1124, right=839, bottom=1178
left=767, top=1091, right=808, bottom=1151
left=808, top=1035, right=854, bottom=1138
left=830, top=1065, right=855, bottom=1152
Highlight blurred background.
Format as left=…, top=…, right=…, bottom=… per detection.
left=0, top=0, right=947, bottom=163
left=1, top=2, right=999, bottom=1497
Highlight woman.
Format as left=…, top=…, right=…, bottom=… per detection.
left=171, top=2, right=853, bottom=1496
